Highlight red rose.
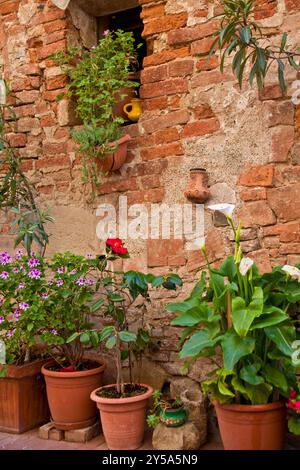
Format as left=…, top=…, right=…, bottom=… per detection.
left=106, top=238, right=128, bottom=255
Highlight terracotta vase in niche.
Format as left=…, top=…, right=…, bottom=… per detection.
left=184, top=168, right=211, bottom=203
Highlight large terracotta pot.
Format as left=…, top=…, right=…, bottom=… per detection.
left=90, top=383, right=153, bottom=450
left=214, top=400, right=286, bottom=450
left=0, top=359, right=49, bottom=433
left=42, top=360, right=106, bottom=431
left=98, top=134, right=131, bottom=173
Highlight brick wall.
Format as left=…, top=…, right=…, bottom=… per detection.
left=0, top=0, right=300, bottom=383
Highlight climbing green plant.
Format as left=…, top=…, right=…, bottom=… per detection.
left=209, top=0, right=299, bottom=92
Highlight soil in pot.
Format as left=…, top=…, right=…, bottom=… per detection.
left=214, top=400, right=286, bottom=450
left=91, top=383, right=153, bottom=450
left=42, top=359, right=106, bottom=431
left=0, top=359, right=50, bottom=434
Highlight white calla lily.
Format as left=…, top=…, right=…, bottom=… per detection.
left=51, top=0, right=70, bottom=9
left=282, top=265, right=300, bottom=282
left=239, top=257, right=254, bottom=276
left=207, top=203, right=235, bottom=218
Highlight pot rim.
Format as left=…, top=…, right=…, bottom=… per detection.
left=213, top=399, right=286, bottom=413
left=90, top=383, right=153, bottom=405
left=42, top=359, right=106, bottom=378
left=108, top=133, right=131, bottom=148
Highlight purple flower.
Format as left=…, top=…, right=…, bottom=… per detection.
left=0, top=297, right=3, bottom=306
left=57, top=267, right=64, bottom=274
left=8, top=329, right=15, bottom=337
left=103, top=29, right=110, bottom=36
left=28, top=258, right=40, bottom=268
left=17, top=282, right=25, bottom=290
left=14, top=309, right=21, bottom=320
left=86, top=253, right=93, bottom=259
left=75, top=277, right=85, bottom=286
left=56, top=279, right=63, bottom=287
left=0, top=251, right=12, bottom=265
left=19, top=302, right=29, bottom=311
left=0, top=272, right=9, bottom=279
left=70, top=269, right=77, bottom=275
left=15, top=249, right=23, bottom=260
left=51, top=329, right=58, bottom=335
left=0, top=316, right=4, bottom=324
left=41, top=293, right=49, bottom=299
left=48, top=279, right=54, bottom=286
left=28, top=269, right=41, bottom=280
left=86, top=278, right=94, bottom=286
left=12, top=267, right=20, bottom=274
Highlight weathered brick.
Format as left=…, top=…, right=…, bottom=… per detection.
left=264, top=101, right=295, bottom=128
left=140, top=4, right=165, bottom=21
left=141, top=142, right=184, bottom=161
left=142, top=13, right=188, bottom=36
left=168, top=20, right=220, bottom=46
left=127, top=188, right=165, bottom=204
left=36, top=155, right=70, bottom=169
left=140, top=78, right=188, bottom=99
left=284, top=0, right=299, bottom=11
left=99, top=178, right=138, bottom=195
left=238, top=165, right=274, bottom=187
left=196, top=56, right=219, bottom=71
left=240, top=188, right=267, bottom=201
left=271, top=126, right=295, bottom=162
left=168, top=59, right=194, bottom=77
left=247, top=249, right=272, bottom=273
left=182, top=118, right=220, bottom=137
left=140, top=175, right=161, bottom=189
left=191, top=70, right=232, bottom=88
left=17, top=117, right=39, bottom=132
left=139, top=127, right=180, bottom=147
left=125, top=160, right=168, bottom=177
left=42, top=141, right=68, bottom=154
left=143, top=47, right=189, bottom=67
left=6, top=133, right=27, bottom=147
left=15, top=90, right=40, bottom=104
left=191, top=37, right=216, bottom=55
left=238, top=201, right=276, bottom=227
left=268, top=184, right=300, bottom=222
left=142, top=109, right=190, bottom=133
left=148, top=239, right=185, bottom=267
left=46, top=75, right=67, bottom=91
left=36, top=40, right=67, bottom=61
left=0, top=1, right=20, bottom=15
left=259, top=85, right=283, bottom=100
left=141, top=65, right=168, bottom=84
left=254, top=0, right=278, bottom=19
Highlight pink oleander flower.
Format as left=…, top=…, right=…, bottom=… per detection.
left=28, top=258, right=40, bottom=268
left=28, top=269, right=41, bottom=280
left=19, top=302, right=29, bottom=310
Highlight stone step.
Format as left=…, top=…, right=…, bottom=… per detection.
left=38, top=421, right=102, bottom=443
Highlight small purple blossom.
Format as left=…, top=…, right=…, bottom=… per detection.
left=0, top=297, right=3, bottom=306
left=8, top=329, right=15, bottom=337
left=28, top=269, right=41, bottom=280
left=14, top=309, right=21, bottom=320
left=0, top=251, right=12, bottom=265
left=86, top=279, right=94, bottom=286
left=57, top=267, right=64, bottom=274
left=41, top=293, right=49, bottom=299
left=0, top=316, right=4, bottom=324
left=15, top=249, right=23, bottom=260
left=103, top=29, right=110, bottom=36
left=51, top=329, right=58, bottom=335
left=28, top=258, right=40, bottom=268
left=0, top=272, right=9, bottom=279
left=56, top=279, right=63, bottom=287
left=19, top=302, right=29, bottom=311
left=17, top=282, right=25, bottom=290
left=86, top=253, right=93, bottom=259
left=12, top=267, right=20, bottom=274
left=69, top=269, right=77, bottom=275
left=75, top=277, right=85, bottom=286
left=48, top=279, right=54, bottom=286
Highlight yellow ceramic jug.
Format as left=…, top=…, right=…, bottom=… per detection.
left=123, top=98, right=142, bottom=122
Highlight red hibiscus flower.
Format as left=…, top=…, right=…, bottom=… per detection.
left=59, top=365, right=76, bottom=373
left=106, top=238, right=128, bottom=255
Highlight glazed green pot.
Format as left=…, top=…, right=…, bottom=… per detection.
left=159, top=405, right=187, bottom=427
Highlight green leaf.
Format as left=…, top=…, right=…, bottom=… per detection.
left=152, top=276, right=164, bottom=288
left=80, top=332, right=90, bottom=344
left=263, top=364, right=288, bottom=392
left=106, top=335, right=116, bottom=349
left=218, top=380, right=235, bottom=397
left=240, top=363, right=264, bottom=385
left=118, top=331, right=137, bottom=343
left=222, top=330, right=255, bottom=372
left=231, top=287, right=263, bottom=337
left=27, top=323, right=34, bottom=332
left=250, top=306, right=288, bottom=330
left=277, top=59, right=286, bottom=93
left=179, top=330, right=217, bottom=359
left=99, top=326, right=114, bottom=341
left=108, top=292, right=124, bottom=302
left=90, top=298, right=104, bottom=313
left=239, top=26, right=251, bottom=44
left=243, top=382, right=273, bottom=405
left=280, top=32, right=287, bottom=52
left=66, top=332, right=79, bottom=343
left=265, top=325, right=296, bottom=357
left=288, top=416, right=300, bottom=435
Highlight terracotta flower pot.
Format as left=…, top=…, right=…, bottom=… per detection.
left=42, top=360, right=106, bottom=431
left=214, top=400, right=286, bottom=450
left=184, top=168, right=211, bottom=203
left=98, top=134, right=131, bottom=173
left=90, top=383, right=153, bottom=450
left=0, top=359, right=49, bottom=434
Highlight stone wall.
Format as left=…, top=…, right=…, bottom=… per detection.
left=0, top=0, right=300, bottom=384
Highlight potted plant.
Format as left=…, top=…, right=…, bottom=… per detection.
left=40, top=252, right=106, bottom=430
left=147, top=389, right=188, bottom=428
left=88, top=238, right=182, bottom=450
left=166, top=204, right=300, bottom=450
left=52, top=29, right=140, bottom=188
left=0, top=250, right=50, bottom=433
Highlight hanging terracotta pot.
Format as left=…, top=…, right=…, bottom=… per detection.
left=214, top=400, right=286, bottom=450
left=91, top=383, right=153, bottom=450
left=98, top=134, right=131, bottom=173
left=184, top=168, right=211, bottom=203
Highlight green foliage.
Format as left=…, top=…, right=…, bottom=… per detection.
left=168, top=215, right=299, bottom=406
left=52, top=30, right=140, bottom=188
left=209, top=0, right=299, bottom=92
